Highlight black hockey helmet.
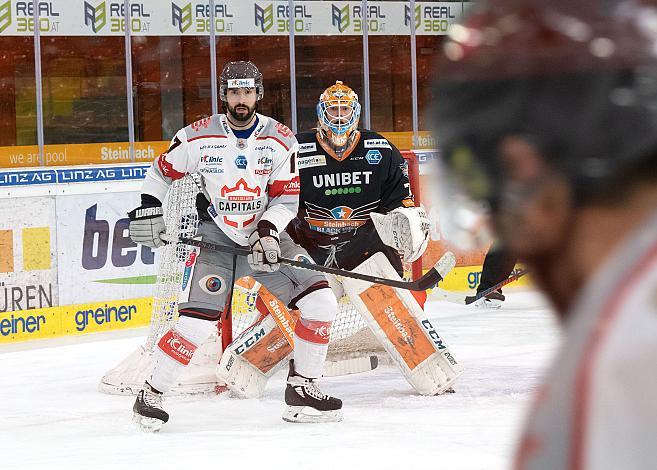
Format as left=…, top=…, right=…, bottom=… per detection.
left=433, top=0, right=657, bottom=207
left=219, top=61, right=264, bottom=101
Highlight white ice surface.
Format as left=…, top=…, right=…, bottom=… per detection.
left=0, top=290, right=560, bottom=470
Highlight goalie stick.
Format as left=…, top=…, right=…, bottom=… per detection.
left=161, top=235, right=448, bottom=291
left=431, top=268, right=530, bottom=305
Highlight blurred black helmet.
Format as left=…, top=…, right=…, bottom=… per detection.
left=219, top=61, right=264, bottom=101
left=433, top=0, right=657, bottom=204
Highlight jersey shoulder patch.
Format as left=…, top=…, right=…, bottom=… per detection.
left=363, top=137, right=392, bottom=150
left=258, top=116, right=298, bottom=151
left=298, top=142, right=318, bottom=153
left=184, top=115, right=226, bottom=139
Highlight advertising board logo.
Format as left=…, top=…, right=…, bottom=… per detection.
left=403, top=4, right=421, bottom=30
left=84, top=1, right=106, bottom=33
left=81, top=204, right=155, bottom=276
left=331, top=4, right=349, bottom=33
left=0, top=0, right=11, bottom=34
left=0, top=226, right=54, bottom=312
left=171, top=1, right=192, bottom=33
left=405, top=4, right=455, bottom=33
left=254, top=2, right=311, bottom=34
left=254, top=2, right=273, bottom=33
left=172, top=1, right=233, bottom=33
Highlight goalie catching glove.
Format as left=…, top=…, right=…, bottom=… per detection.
left=248, top=220, right=281, bottom=272
left=128, top=194, right=166, bottom=248
left=370, top=206, right=430, bottom=262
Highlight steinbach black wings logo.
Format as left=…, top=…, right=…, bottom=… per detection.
left=304, top=200, right=380, bottom=235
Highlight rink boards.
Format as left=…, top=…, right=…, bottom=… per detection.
left=0, top=158, right=527, bottom=344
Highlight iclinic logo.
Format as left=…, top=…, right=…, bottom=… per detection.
left=171, top=2, right=192, bottom=33
left=404, top=4, right=421, bottom=31
left=254, top=3, right=273, bottom=33
left=331, top=4, right=349, bottom=33
left=84, top=1, right=107, bottom=33
left=0, top=0, right=11, bottom=34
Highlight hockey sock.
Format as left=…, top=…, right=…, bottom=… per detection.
left=148, top=315, right=216, bottom=393
left=293, top=288, right=337, bottom=378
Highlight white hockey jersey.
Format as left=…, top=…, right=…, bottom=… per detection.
left=515, top=210, right=657, bottom=470
left=142, top=113, right=299, bottom=245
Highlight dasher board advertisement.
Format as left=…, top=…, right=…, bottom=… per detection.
left=0, top=197, right=59, bottom=313
left=56, top=191, right=157, bottom=305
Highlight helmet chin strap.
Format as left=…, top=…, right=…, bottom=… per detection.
left=317, top=128, right=360, bottom=161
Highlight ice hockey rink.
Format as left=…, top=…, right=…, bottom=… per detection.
left=0, top=290, right=560, bottom=470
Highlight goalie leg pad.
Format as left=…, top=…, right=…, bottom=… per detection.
left=342, top=252, right=463, bottom=395
left=149, top=315, right=216, bottom=394
left=293, top=287, right=337, bottom=378
left=217, top=313, right=293, bottom=398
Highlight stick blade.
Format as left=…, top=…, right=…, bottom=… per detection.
left=323, top=355, right=379, bottom=377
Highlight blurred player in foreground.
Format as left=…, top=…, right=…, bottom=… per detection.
left=433, top=0, right=657, bottom=468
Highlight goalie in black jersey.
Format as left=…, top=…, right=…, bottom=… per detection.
left=289, top=81, right=430, bottom=274
left=217, top=81, right=462, bottom=399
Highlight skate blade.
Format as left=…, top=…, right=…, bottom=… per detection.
left=282, top=406, right=343, bottom=423
left=133, top=413, right=166, bottom=432
left=474, top=299, right=502, bottom=310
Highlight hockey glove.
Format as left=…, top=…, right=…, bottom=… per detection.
left=248, top=220, right=281, bottom=272
left=128, top=194, right=166, bottom=249
left=370, top=206, right=430, bottom=262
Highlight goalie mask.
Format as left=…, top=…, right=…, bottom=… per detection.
left=316, top=81, right=362, bottom=161
left=219, top=61, right=264, bottom=102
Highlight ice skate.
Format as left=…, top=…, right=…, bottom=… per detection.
left=283, top=360, right=343, bottom=423
left=133, top=382, right=169, bottom=432
left=466, top=291, right=505, bottom=309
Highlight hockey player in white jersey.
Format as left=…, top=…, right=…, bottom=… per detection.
left=128, top=61, right=341, bottom=430
left=434, top=1, right=657, bottom=468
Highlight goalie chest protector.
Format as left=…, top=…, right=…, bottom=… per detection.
left=293, top=130, right=413, bottom=246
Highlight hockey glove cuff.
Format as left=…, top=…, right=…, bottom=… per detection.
left=128, top=194, right=166, bottom=249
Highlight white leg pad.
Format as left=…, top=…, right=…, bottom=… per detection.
left=342, top=252, right=464, bottom=395
left=217, top=314, right=292, bottom=398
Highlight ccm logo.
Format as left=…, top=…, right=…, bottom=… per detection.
left=421, top=319, right=446, bottom=350
left=234, top=327, right=267, bottom=354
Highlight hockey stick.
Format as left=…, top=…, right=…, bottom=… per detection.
left=431, top=268, right=530, bottom=305
left=163, top=235, right=447, bottom=291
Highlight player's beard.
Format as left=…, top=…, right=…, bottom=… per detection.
left=227, top=102, right=257, bottom=126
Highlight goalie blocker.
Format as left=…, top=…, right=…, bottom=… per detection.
left=219, top=251, right=462, bottom=397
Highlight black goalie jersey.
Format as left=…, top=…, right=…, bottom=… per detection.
left=287, top=130, right=414, bottom=273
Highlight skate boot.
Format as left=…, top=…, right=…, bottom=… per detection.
left=466, top=290, right=505, bottom=309
left=283, top=360, right=343, bottom=423
left=133, top=382, right=169, bottom=432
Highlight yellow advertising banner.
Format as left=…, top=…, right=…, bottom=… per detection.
left=434, top=265, right=531, bottom=292
left=0, top=142, right=168, bottom=169
left=0, top=297, right=152, bottom=343
left=0, top=132, right=434, bottom=169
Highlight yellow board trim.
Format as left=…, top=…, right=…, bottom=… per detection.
left=0, top=298, right=152, bottom=343
left=433, top=264, right=530, bottom=292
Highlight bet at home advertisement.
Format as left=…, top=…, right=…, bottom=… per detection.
left=56, top=191, right=156, bottom=305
